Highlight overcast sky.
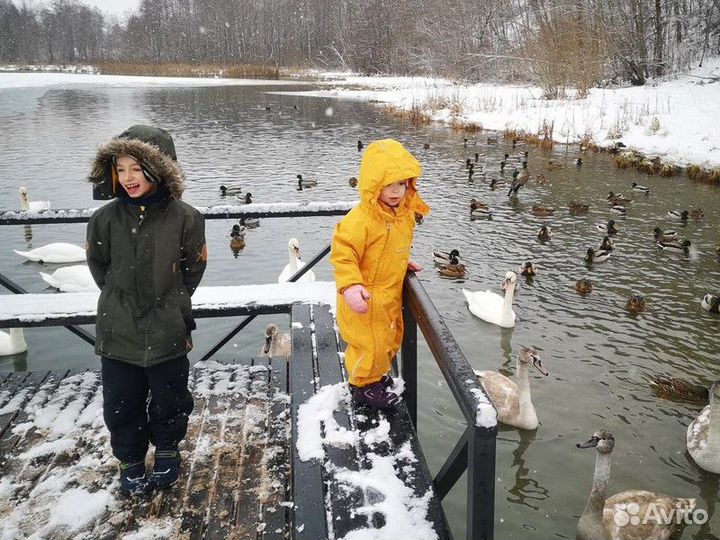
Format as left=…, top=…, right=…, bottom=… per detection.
left=15, top=0, right=140, bottom=18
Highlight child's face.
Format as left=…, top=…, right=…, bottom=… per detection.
left=115, top=154, right=157, bottom=198
left=378, top=180, right=408, bottom=208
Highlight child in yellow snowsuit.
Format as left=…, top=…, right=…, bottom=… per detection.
left=330, top=139, right=429, bottom=408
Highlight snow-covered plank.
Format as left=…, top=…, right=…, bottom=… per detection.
left=289, top=303, right=326, bottom=540
left=0, top=201, right=355, bottom=225
left=0, top=359, right=292, bottom=539
left=0, top=281, right=337, bottom=327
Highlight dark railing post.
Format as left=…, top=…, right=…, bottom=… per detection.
left=401, top=282, right=418, bottom=427
left=467, top=425, right=496, bottom=540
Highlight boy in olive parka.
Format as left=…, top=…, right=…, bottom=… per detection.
left=86, top=125, right=207, bottom=496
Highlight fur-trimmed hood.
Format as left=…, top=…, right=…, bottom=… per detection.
left=88, top=125, right=185, bottom=200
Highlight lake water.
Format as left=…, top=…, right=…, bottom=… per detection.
left=0, top=76, right=718, bottom=539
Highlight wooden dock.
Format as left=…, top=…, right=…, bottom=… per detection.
left=0, top=302, right=450, bottom=540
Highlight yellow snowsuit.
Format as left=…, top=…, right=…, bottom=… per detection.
left=330, top=139, right=430, bottom=387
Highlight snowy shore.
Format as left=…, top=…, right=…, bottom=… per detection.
left=3, top=60, right=720, bottom=169
left=289, top=58, right=720, bottom=170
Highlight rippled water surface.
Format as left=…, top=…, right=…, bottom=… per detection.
left=1, top=79, right=719, bottom=539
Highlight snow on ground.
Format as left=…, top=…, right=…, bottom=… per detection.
left=297, top=380, right=439, bottom=540
left=282, top=58, right=720, bottom=169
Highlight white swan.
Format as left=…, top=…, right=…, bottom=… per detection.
left=462, top=271, right=517, bottom=328
left=577, top=430, right=696, bottom=540
left=39, top=265, right=99, bottom=292
left=686, top=381, right=720, bottom=474
left=474, top=347, right=547, bottom=430
left=260, top=324, right=291, bottom=358
left=18, top=187, right=51, bottom=211
left=13, top=242, right=86, bottom=263
left=278, top=238, right=315, bottom=283
left=0, top=328, right=27, bottom=356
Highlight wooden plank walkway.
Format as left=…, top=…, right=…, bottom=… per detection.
left=0, top=358, right=291, bottom=539
left=290, top=304, right=451, bottom=540
left=0, top=302, right=450, bottom=540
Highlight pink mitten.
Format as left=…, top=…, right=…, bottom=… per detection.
left=343, top=284, right=371, bottom=314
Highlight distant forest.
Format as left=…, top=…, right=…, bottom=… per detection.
left=2, top=0, right=720, bottom=89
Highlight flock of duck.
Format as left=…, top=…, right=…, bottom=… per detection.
left=430, top=144, right=719, bottom=539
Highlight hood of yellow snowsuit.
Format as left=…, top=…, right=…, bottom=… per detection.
left=330, top=139, right=429, bottom=386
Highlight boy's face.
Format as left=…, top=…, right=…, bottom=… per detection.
left=115, top=154, right=157, bottom=198
left=378, top=180, right=409, bottom=208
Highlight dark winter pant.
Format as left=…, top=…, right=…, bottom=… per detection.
left=101, top=355, right=194, bottom=463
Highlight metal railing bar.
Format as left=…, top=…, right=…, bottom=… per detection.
left=403, top=273, right=492, bottom=425
left=0, top=271, right=96, bottom=346
left=433, top=428, right=469, bottom=500
left=198, top=244, right=331, bottom=362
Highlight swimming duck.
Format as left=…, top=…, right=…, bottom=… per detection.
left=348, top=177, right=358, bottom=188
left=537, top=225, right=551, bottom=242
left=468, top=163, right=475, bottom=180
left=240, top=217, right=260, bottom=228
left=219, top=185, right=242, bottom=196
left=610, top=205, right=627, bottom=215
left=519, top=261, right=536, bottom=277
left=575, top=157, right=583, bottom=167
left=547, top=159, right=563, bottom=170
left=230, top=225, right=246, bottom=251
left=530, top=205, right=554, bottom=217
left=631, top=182, right=650, bottom=194
left=667, top=209, right=689, bottom=221
left=297, top=174, right=318, bottom=188
left=465, top=158, right=472, bottom=169
left=653, top=227, right=678, bottom=242
left=585, top=247, right=611, bottom=263
left=575, top=278, right=593, bottom=294
left=237, top=192, right=253, bottom=204
left=489, top=178, right=506, bottom=190
left=470, top=198, right=492, bottom=215
left=474, top=152, right=479, bottom=162
left=517, top=161, right=530, bottom=182
left=474, top=347, right=548, bottom=430
left=657, top=239, right=691, bottom=254
left=357, top=140, right=363, bottom=152
left=433, top=249, right=464, bottom=266
left=701, top=294, right=719, bottom=313
left=507, top=170, right=527, bottom=196
left=595, top=220, right=617, bottom=234
left=607, top=191, right=631, bottom=205
left=278, top=238, right=315, bottom=283
left=626, top=294, right=646, bottom=313
left=576, top=430, right=696, bottom=540
left=686, top=381, right=720, bottom=474
left=261, top=323, right=291, bottom=358
left=597, top=236, right=614, bottom=251
left=0, top=328, right=27, bottom=356
left=689, top=208, right=704, bottom=219
left=18, top=187, right=51, bottom=212
left=39, top=265, right=99, bottom=292
left=424, top=142, right=431, bottom=150
left=13, top=243, right=86, bottom=263
left=649, top=376, right=709, bottom=404
left=438, top=257, right=467, bottom=278
left=568, top=201, right=589, bottom=215
left=462, top=271, right=517, bottom=328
